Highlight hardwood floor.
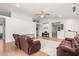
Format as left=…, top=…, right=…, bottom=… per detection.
left=0, top=40, right=3, bottom=56
left=0, top=38, right=61, bottom=56
left=3, top=42, right=48, bottom=56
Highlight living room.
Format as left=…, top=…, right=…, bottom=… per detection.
left=0, top=3, right=79, bottom=56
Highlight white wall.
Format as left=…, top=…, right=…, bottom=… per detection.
left=39, top=20, right=52, bottom=38
left=0, top=10, right=36, bottom=43
left=39, top=18, right=79, bottom=39
left=64, top=19, right=79, bottom=38
left=5, top=17, right=36, bottom=43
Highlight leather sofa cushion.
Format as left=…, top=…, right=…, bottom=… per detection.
left=72, top=39, right=79, bottom=48
left=60, top=40, right=72, bottom=48
left=60, top=45, right=76, bottom=53
left=65, top=38, right=73, bottom=41
left=21, top=35, right=33, bottom=46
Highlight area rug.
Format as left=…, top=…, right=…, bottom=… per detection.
left=37, top=39, right=61, bottom=56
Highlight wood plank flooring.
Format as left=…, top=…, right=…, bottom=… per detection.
left=0, top=37, right=61, bottom=56
left=0, top=40, right=3, bottom=56
left=3, top=42, right=48, bottom=56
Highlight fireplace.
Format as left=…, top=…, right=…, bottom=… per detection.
left=42, top=31, right=49, bottom=37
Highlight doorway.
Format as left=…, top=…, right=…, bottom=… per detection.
left=0, top=18, right=5, bottom=40
left=52, top=22, right=60, bottom=39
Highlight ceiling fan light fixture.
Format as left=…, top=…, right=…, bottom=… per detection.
left=40, top=15, right=45, bottom=18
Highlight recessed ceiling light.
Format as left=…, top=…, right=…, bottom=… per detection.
left=16, top=4, right=20, bottom=8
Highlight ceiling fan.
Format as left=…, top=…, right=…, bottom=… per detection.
left=73, top=3, right=76, bottom=12
left=33, top=10, right=62, bottom=22
left=34, top=10, right=50, bottom=19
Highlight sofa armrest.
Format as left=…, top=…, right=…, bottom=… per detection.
left=60, top=45, right=76, bottom=53
left=29, top=40, right=41, bottom=55
left=33, top=40, right=40, bottom=44
left=33, top=40, right=41, bottom=50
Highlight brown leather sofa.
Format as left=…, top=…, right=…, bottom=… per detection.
left=57, top=36, right=79, bottom=56
left=13, top=34, right=41, bottom=55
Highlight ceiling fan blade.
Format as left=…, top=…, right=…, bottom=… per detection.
left=35, top=14, right=42, bottom=15
left=45, top=13, right=50, bottom=15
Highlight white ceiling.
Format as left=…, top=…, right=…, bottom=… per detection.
left=0, top=3, right=79, bottom=19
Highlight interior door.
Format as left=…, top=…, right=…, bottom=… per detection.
left=52, top=22, right=60, bottom=38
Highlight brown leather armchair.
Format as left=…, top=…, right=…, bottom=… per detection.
left=13, top=34, right=41, bottom=55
